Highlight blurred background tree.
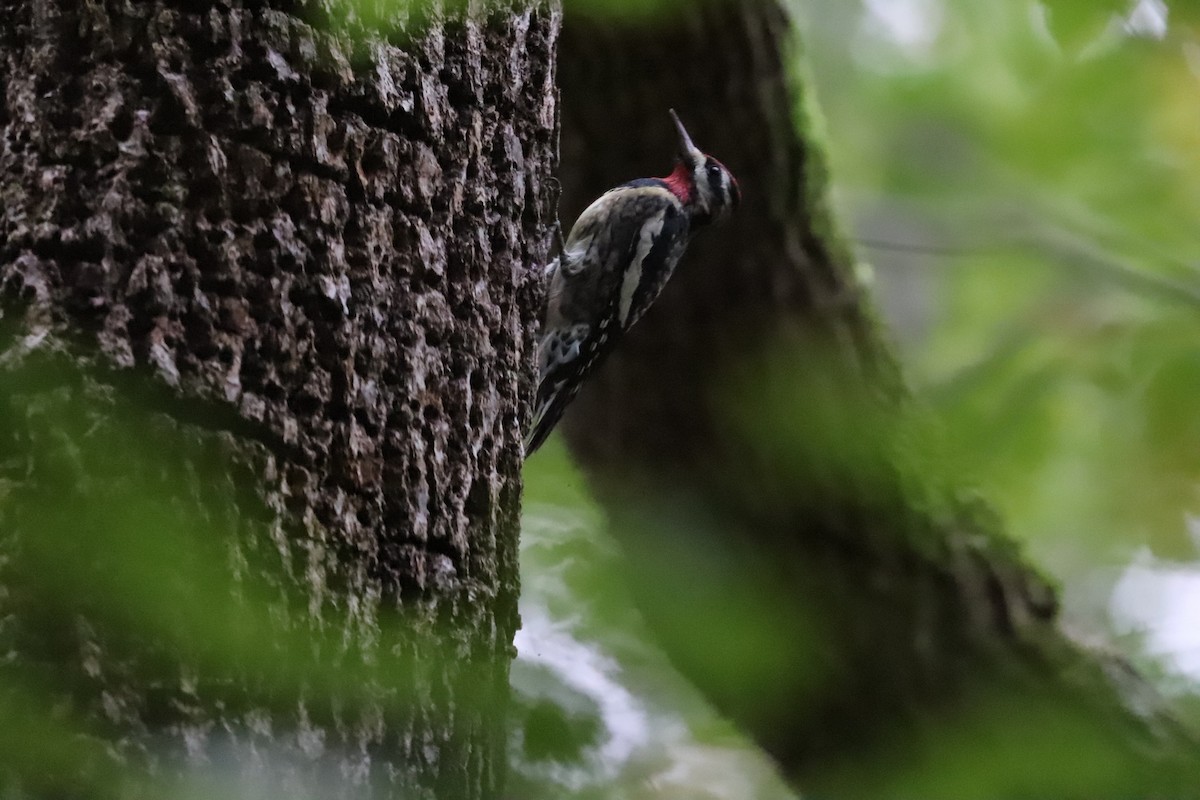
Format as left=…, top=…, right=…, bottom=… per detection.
left=515, top=0, right=1200, bottom=797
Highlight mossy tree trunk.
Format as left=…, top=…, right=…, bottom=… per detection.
left=0, top=1, right=557, bottom=797
left=556, top=0, right=1199, bottom=795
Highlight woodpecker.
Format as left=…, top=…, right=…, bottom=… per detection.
left=525, top=109, right=740, bottom=455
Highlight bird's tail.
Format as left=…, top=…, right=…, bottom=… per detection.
left=523, top=380, right=574, bottom=456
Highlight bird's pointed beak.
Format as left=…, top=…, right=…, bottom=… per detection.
left=669, top=108, right=703, bottom=166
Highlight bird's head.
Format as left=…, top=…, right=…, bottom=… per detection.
left=663, top=108, right=740, bottom=226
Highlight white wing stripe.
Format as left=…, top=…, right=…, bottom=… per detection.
left=618, top=210, right=666, bottom=327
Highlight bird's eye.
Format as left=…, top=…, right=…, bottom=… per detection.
left=706, top=164, right=721, bottom=176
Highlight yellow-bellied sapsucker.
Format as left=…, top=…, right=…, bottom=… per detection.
left=525, top=110, right=740, bottom=454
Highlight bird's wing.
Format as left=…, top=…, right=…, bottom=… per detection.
left=549, top=182, right=686, bottom=328
left=526, top=183, right=687, bottom=454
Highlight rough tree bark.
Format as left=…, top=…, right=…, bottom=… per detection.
left=556, top=0, right=1199, bottom=795
left=0, top=1, right=557, bottom=797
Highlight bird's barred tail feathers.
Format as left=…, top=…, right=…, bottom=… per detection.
left=524, top=380, right=572, bottom=455
left=524, top=323, right=594, bottom=455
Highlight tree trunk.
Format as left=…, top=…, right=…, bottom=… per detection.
left=0, top=1, right=557, bottom=797
left=556, top=0, right=1199, bottom=795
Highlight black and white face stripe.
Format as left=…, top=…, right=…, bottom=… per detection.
left=690, top=156, right=739, bottom=223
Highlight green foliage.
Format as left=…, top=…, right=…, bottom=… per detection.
left=807, top=0, right=1200, bottom=567
left=812, top=681, right=1180, bottom=799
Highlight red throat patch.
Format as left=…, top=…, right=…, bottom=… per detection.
left=661, top=161, right=692, bottom=204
